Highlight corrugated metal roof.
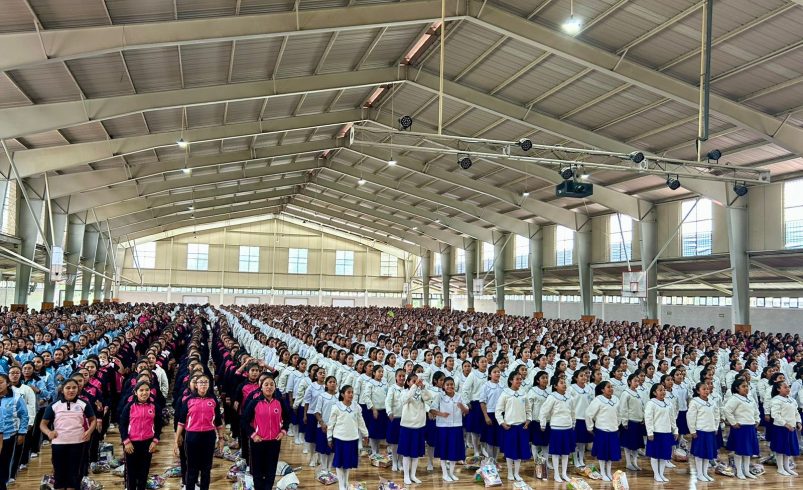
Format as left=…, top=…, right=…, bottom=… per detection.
left=29, top=0, right=110, bottom=29
left=180, top=42, right=233, bottom=88
left=7, top=64, right=82, bottom=103
left=123, top=47, right=183, bottom=93
left=0, top=0, right=36, bottom=33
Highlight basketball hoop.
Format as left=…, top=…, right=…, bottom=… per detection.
left=622, top=272, right=647, bottom=298
left=64, top=273, right=77, bottom=286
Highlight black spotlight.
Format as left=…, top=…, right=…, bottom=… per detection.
left=458, top=154, right=472, bottom=170
left=733, top=182, right=748, bottom=197
left=666, top=175, right=681, bottom=191
left=629, top=151, right=645, bottom=164
left=707, top=149, right=722, bottom=161
left=398, top=115, right=413, bottom=130
left=518, top=138, right=533, bottom=152
left=560, top=167, right=574, bottom=180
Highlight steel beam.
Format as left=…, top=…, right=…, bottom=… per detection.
left=14, top=112, right=357, bottom=178
left=468, top=1, right=803, bottom=160
left=464, top=238, right=477, bottom=311
left=422, top=250, right=431, bottom=307
left=14, top=194, right=44, bottom=305
left=0, top=68, right=396, bottom=141
left=493, top=232, right=509, bottom=312
left=529, top=226, right=543, bottom=314
left=42, top=211, right=68, bottom=303
left=0, top=0, right=465, bottom=72
left=441, top=245, right=452, bottom=308
left=119, top=206, right=283, bottom=241
left=63, top=218, right=85, bottom=302
left=80, top=227, right=100, bottom=301
left=726, top=205, right=750, bottom=327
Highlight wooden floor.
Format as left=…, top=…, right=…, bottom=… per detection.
left=15, top=422, right=801, bottom=490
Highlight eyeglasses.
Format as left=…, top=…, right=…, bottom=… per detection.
left=196, top=381, right=210, bottom=385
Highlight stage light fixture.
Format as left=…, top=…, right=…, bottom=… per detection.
left=629, top=151, right=645, bottom=164
left=518, top=139, right=533, bottom=152
left=357, top=178, right=367, bottom=185
left=522, top=191, right=530, bottom=197
left=562, top=16, right=582, bottom=35
left=387, top=159, right=397, bottom=166
left=458, top=154, right=473, bottom=170
left=707, top=149, right=722, bottom=161
left=177, top=138, right=189, bottom=148
left=733, top=182, right=748, bottom=197
left=559, top=167, right=575, bottom=180
left=666, top=175, right=681, bottom=191
left=398, top=115, right=413, bottom=130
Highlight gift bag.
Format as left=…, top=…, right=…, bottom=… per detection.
left=566, top=478, right=591, bottom=490
left=464, top=455, right=482, bottom=471
left=162, top=466, right=182, bottom=478
left=672, top=447, right=688, bottom=462
left=98, top=442, right=114, bottom=463
left=370, top=453, right=392, bottom=468
left=276, top=461, right=294, bottom=476
left=233, top=473, right=255, bottom=490
left=348, top=482, right=368, bottom=490
left=316, top=470, right=338, bottom=486
left=378, top=478, right=403, bottom=490
left=534, top=456, right=548, bottom=481
left=477, top=462, right=502, bottom=487
left=277, top=473, right=300, bottom=490
left=612, top=470, right=629, bottom=490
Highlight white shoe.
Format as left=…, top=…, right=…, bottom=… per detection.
left=302, top=447, right=309, bottom=454
left=426, top=464, right=434, bottom=472
left=745, top=471, right=757, bottom=479
left=7, top=478, right=14, bottom=484
left=665, top=461, right=676, bottom=468
left=788, top=469, right=799, bottom=476
left=778, top=469, right=792, bottom=476
left=442, top=475, right=454, bottom=482
left=554, top=475, right=563, bottom=483
left=19, top=464, right=26, bottom=470
left=411, top=476, right=422, bottom=484
left=30, top=453, right=38, bottom=458
left=602, top=475, right=611, bottom=482
left=450, top=473, right=459, bottom=481
left=404, top=478, right=412, bottom=486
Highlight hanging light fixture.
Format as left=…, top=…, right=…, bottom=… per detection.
left=562, top=0, right=582, bottom=35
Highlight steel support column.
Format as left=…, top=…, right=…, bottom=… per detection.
left=639, top=210, right=659, bottom=320
left=494, top=232, right=510, bottom=314
left=92, top=234, right=108, bottom=302
left=727, top=204, right=750, bottom=328
left=421, top=251, right=431, bottom=307
left=103, top=252, right=114, bottom=300
left=14, top=193, right=44, bottom=306
left=0, top=180, right=8, bottom=231
left=529, top=227, right=544, bottom=315
left=42, top=211, right=68, bottom=304
left=576, top=229, right=593, bottom=316
left=441, top=246, right=452, bottom=309
left=63, top=219, right=85, bottom=303
left=80, top=228, right=100, bottom=302
left=464, top=239, right=477, bottom=312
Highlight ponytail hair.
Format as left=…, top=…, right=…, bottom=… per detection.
left=648, top=383, right=662, bottom=399
left=595, top=381, right=610, bottom=397
left=338, top=385, right=353, bottom=402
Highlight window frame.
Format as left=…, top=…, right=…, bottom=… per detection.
left=238, top=245, right=260, bottom=273
left=186, top=243, right=209, bottom=271
left=288, top=248, right=308, bottom=274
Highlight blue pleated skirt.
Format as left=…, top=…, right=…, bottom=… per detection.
left=332, top=438, right=359, bottom=469
left=386, top=418, right=401, bottom=444
left=435, top=426, right=466, bottom=462
left=726, top=424, right=759, bottom=456
left=305, top=413, right=317, bottom=443
left=466, top=401, right=484, bottom=434
left=295, top=406, right=306, bottom=432
left=549, top=428, right=576, bottom=455
left=690, top=430, right=718, bottom=459
left=529, top=421, right=550, bottom=446
left=481, top=413, right=501, bottom=447
left=621, top=420, right=646, bottom=450
left=369, top=409, right=389, bottom=440
left=315, top=427, right=333, bottom=455
left=425, top=417, right=438, bottom=447
left=501, top=424, right=532, bottom=460
left=645, top=432, right=674, bottom=460
left=397, top=426, right=426, bottom=458
left=591, top=429, right=621, bottom=461
left=676, top=411, right=689, bottom=435
left=769, top=426, right=801, bottom=456
left=575, top=419, right=594, bottom=444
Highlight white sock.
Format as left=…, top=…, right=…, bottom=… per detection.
left=659, top=459, right=668, bottom=482
left=605, top=461, right=613, bottom=481
left=411, top=457, right=421, bottom=483
left=561, top=454, right=570, bottom=480
left=514, top=459, right=522, bottom=480
left=552, top=455, right=563, bottom=482
left=426, top=445, right=435, bottom=470
left=506, top=458, right=515, bottom=480
left=734, top=455, right=745, bottom=479
left=599, top=460, right=610, bottom=481
left=624, top=449, right=632, bottom=468
left=784, top=454, right=797, bottom=475
left=651, top=458, right=661, bottom=482
left=575, top=444, right=585, bottom=467
left=389, top=445, right=398, bottom=470
left=471, top=433, right=481, bottom=456
left=343, top=469, right=350, bottom=489
left=403, top=456, right=412, bottom=484
left=441, top=460, right=452, bottom=481
left=449, top=461, right=458, bottom=480
left=743, top=456, right=756, bottom=479
left=336, top=468, right=346, bottom=490
left=370, top=439, right=379, bottom=454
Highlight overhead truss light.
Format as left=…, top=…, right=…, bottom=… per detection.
left=629, top=151, right=645, bottom=164
left=177, top=137, right=189, bottom=148
left=518, top=138, right=533, bottom=152
left=387, top=159, right=397, bottom=165
left=357, top=178, right=367, bottom=185
left=522, top=191, right=530, bottom=197
left=707, top=149, right=722, bottom=162
left=458, top=154, right=473, bottom=170
left=666, top=175, right=681, bottom=191
left=398, top=115, right=413, bottom=131
left=733, top=181, right=748, bottom=197
left=182, top=168, right=192, bottom=175
left=559, top=166, right=575, bottom=180
left=562, top=0, right=582, bottom=35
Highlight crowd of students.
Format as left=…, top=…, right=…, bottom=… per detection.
left=0, top=302, right=801, bottom=490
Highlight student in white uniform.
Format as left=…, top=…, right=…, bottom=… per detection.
left=479, top=365, right=504, bottom=462
left=326, top=385, right=369, bottom=490
left=723, top=377, right=761, bottom=480
left=461, top=356, right=489, bottom=458
left=585, top=381, right=620, bottom=482
left=432, top=377, right=468, bottom=483
left=496, top=371, right=531, bottom=482
left=768, top=381, right=802, bottom=477
left=384, top=369, right=406, bottom=472
left=527, top=371, right=551, bottom=464
left=569, top=367, right=594, bottom=468
left=644, top=384, right=678, bottom=483
left=313, top=376, right=339, bottom=472
left=539, top=377, right=574, bottom=483
left=687, top=382, right=720, bottom=482
left=619, top=372, right=646, bottom=472
left=397, top=373, right=433, bottom=486
left=364, top=366, right=389, bottom=455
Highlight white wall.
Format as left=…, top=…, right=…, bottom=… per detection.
left=116, top=290, right=404, bottom=309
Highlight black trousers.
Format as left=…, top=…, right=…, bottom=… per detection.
left=125, top=440, right=154, bottom=490
left=10, top=432, right=26, bottom=479
left=52, top=443, right=85, bottom=490
left=0, top=435, right=15, bottom=490
left=240, top=425, right=251, bottom=463
left=250, top=440, right=281, bottom=490
left=184, top=431, right=216, bottom=490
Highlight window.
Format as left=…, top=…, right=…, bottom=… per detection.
left=681, top=199, right=712, bottom=256
left=380, top=252, right=397, bottom=276
left=133, top=242, right=156, bottom=269
left=335, top=250, right=354, bottom=276
left=610, top=214, right=633, bottom=262
left=482, top=242, right=494, bottom=271
left=238, top=246, right=259, bottom=272
left=434, top=252, right=442, bottom=275
left=186, top=243, right=209, bottom=271
left=784, top=179, right=803, bottom=249
left=556, top=226, right=574, bottom=266
left=288, top=248, right=308, bottom=274
left=514, top=235, right=528, bottom=269
left=455, top=248, right=465, bottom=274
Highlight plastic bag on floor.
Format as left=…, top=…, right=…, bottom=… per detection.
left=39, top=474, right=55, bottom=490
left=146, top=475, right=165, bottom=489
left=276, top=461, right=294, bottom=475
left=162, top=466, right=182, bottom=478
left=90, top=462, right=111, bottom=474
left=533, top=456, right=548, bottom=481
left=378, top=477, right=402, bottom=490
left=749, top=463, right=765, bottom=476
left=233, top=473, right=254, bottom=490
left=277, top=472, right=300, bottom=490
left=369, top=453, right=391, bottom=468
left=566, top=477, right=591, bottom=490
left=80, top=476, right=104, bottom=490
left=464, top=455, right=482, bottom=471
left=476, top=461, right=502, bottom=487
left=612, top=470, right=629, bottom=490
left=111, top=465, right=125, bottom=477
left=316, top=470, right=338, bottom=485
left=672, top=447, right=688, bottom=462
